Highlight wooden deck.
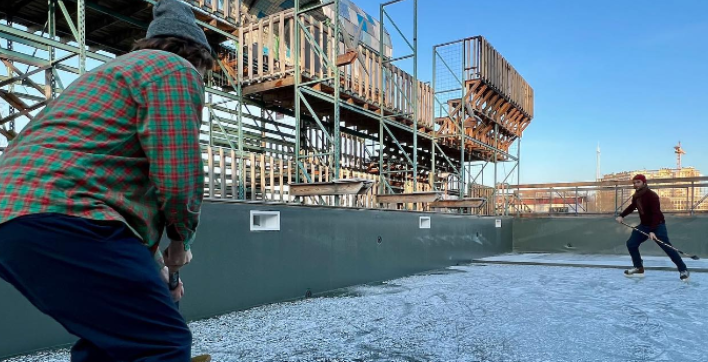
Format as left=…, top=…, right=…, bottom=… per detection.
left=434, top=37, right=534, bottom=160
left=221, top=10, right=435, bottom=132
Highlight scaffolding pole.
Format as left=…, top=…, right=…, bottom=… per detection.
left=294, top=0, right=342, bottom=193
left=379, top=0, right=418, bottom=205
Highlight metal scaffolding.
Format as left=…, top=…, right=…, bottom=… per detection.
left=1, top=0, right=534, bottom=213
left=432, top=36, right=532, bottom=214
left=293, top=0, right=341, bottom=193
left=377, top=0, right=419, bottom=204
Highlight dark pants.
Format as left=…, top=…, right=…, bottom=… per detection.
left=626, top=223, right=687, bottom=272
left=0, top=213, right=191, bottom=362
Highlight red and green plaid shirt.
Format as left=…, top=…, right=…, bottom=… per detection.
left=0, top=49, right=205, bottom=249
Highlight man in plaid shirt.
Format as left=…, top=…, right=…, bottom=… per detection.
left=0, top=0, right=212, bottom=361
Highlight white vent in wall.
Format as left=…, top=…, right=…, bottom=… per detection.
left=419, top=216, right=431, bottom=229
left=250, top=211, right=281, bottom=231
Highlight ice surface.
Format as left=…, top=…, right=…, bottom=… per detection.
left=3, top=258, right=707, bottom=362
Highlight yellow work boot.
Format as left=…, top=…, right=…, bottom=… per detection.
left=191, top=355, right=211, bottom=362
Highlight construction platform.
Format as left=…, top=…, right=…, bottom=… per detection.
left=1, top=0, right=533, bottom=206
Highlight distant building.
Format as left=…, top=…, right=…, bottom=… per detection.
left=512, top=189, right=587, bottom=213
left=601, top=167, right=707, bottom=211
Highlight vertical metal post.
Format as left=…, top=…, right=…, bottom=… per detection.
left=459, top=40, right=465, bottom=200
left=430, top=46, right=436, bottom=191
left=236, top=34, right=245, bottom=199
left=260, top=109, right=266, bottom=150
left=686, top=186, right=690, bottom=214
left=411, top=0, right=418, bottom=204
left=378, top=3, right=385, bottom=196
left=614, top=185, right=619, bottom=216
left=208, top=93, right=213, bottom=146
left=333, top=0, right=341, bottom=206
left=294, top=0, right=302, bottom=183
left=575, top=186, right=579, bottom=215
left=493, top=123, right=498, bottom=215
left=691, top=181, right=695, bottom=215
left=77, top=0, right=86, bottom=74
left=6, top=17, right=15, bottom=134
left=47, top=0, right=57, bottom=99
left=516, top=138, right=521, bottom=216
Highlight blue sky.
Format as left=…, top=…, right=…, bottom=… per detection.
left=355, top=0, right=708, bottom=183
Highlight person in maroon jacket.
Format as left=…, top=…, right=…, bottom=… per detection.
left=615, top=174, right=689, bottom=280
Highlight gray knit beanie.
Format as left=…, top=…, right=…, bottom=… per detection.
left=146, top=0, right=212, bottom=53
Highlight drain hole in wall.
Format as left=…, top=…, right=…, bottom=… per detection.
left=377, top=236, right=382, bottom=244
left=305, top=289, right=312, bottom=298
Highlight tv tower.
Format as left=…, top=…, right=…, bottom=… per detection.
left=674, top=142, right=685, bottom=170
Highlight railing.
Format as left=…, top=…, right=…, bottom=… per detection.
left=464, top=36, right=534, bottom=118
left=497, top=177, right=708, bottom=215
left=238, top=10, right=435, bottom=130
left=202, top=145, right=444, bottom=210
left=201, top=145, right=381, bottom=208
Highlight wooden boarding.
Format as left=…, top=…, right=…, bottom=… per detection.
left=429, top=198, right=486, bottom=209
left=237, top=10, right=435, bottom=132
left=336, top=51, right=358, bottom=67
left=290, top=178, right=374, bottom=197
left=242, top=77, right=295, bottom=96
left=376, top=191, right=443, bottom=205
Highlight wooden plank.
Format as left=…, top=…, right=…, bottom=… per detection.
left=219, top=148, right=226, bottom=199
left=376, top=191, right=442, bottom=204
left=365, top=49, right=370, bottom=101
left=328, top=26, right=334, bottom=78
left=279, top=158, right=284, bottom=201
left=288, top=160, right=297, bottom=201
left=319, top=20, right=324, bottom=79
left=279, top=12, right=285, bottom=75
left=342, top=57, right=348, bottom=91
left=247, top=23, right=253, bottom=81
left=310, top=159, right=316, bottom=184
left=430, top=198, right=486, bottom=208
left=231, top=149, right=237, bottom=200
left=207, top=146, right=214, bottom=198
left=289, top=179, right=373, bottom=196
left=357, top=51, right=363, bottom=96
left=260, top=153, right=266, bottom=200
left=268, top=16, right=274, bottom=75
left=242, top=76, right=295, bottom=96
left=300, top=20, right=306, bottom=75
left=269, top=155, right=275, bottom=201
left=250, top=153, right=256, bottom=200
left=238, top=27, right=244, bottom=82
left=370, top=174, right=375, bottom=207
left=375, top=55, right=381, bottom=104
left=336, top=50, right=357, bottom=67
left=309, top=16, right=315, bottom=76
left=0, top=90, right=29, bottom=110
left=258, top=20, right=264, bottom=79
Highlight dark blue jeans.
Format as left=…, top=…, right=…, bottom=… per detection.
left=0, top=213, right=191, bottom=362
left=626, top=223, right=687, bottom=272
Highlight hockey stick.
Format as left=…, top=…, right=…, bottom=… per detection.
left=621, top=222, right=700, bottom=260
left=168, top=270, right=212, bottom=362
left=168, top=270, right=180, bottom=308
